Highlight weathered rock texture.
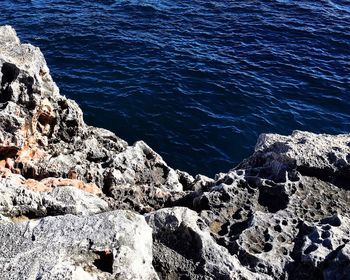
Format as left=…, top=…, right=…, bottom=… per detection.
left=0, top=210, right=157, bottom=280
left=1, top=25, right=350, bottom=279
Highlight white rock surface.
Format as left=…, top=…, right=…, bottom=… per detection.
left=146, top=207, right=271, bottom=280
left=0, top=210, right=158, bottom=280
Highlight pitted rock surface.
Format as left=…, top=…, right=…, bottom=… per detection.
left=1, top=25, right=350, bottom=279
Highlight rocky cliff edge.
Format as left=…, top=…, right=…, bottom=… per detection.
left=0, top=25, right=350, bottom=280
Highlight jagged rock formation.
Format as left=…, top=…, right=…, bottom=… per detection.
left=0, top=25, right=349, bottom=279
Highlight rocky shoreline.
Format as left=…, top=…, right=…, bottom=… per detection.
left=0, top=25, right=349, bottom=279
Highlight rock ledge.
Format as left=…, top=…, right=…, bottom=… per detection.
left=0, top=25, right=349, bottom=280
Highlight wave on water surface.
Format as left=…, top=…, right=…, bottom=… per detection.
left=1, top=0, right=350, bottom=176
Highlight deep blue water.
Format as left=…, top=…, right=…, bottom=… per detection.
left=1, top=1, right=350, bottom=176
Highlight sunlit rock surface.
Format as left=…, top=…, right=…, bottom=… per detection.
left=1, top=25, right=350, bottom=279
left=0, top=210, right=157, bottom=280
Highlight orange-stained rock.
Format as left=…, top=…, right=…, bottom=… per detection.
left=34, top=98, right=56, bottom=135
left=16, top=145, right=47, bottom=164
left=19, top=177, right=102, bottom=195
left=68, top=169, right=78, bottom=180
left=24, top=179, right=53, bottom=192
left=41, top=178, right=102, bottom=195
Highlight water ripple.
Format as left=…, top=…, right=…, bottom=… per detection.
left=1, top=0, right=350, bottom=176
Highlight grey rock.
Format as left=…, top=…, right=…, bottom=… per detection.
left=300, top=215, right=350, bottom=279
left=240, top=130, right=350, bottom=186
left=46, top=186, right=109, bottom=216
left=0, top=25, right=187, bottom=214
left=146, top=207, right=271, bottom=280
left=0, top=177, right=108, bottom=218
left=182, top=134, right=350, bottom=279
left=0, top=210, right=158, bottom=280
left=2, top=25, right=350, bottom=280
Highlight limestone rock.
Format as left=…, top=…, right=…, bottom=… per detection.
left=146, top=207, right=271, bottom=280
left=0, top=25, right=187, bottom=214
left=2, top=25, right=350, bottom=280
left=0, top=210, right=158, bottom=280
left=300, top=215, right=350, bottom=278
left=0, top=177, right=108, bottom=217
left=240, top=130, right=350, bottom=186
left=180, top=132, right=350, bottom=279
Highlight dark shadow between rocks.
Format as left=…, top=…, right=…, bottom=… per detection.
left=258, top=185, right=289, bottom=213
left=93, top=250, right=114, bottom=274
left=1, top=62, right=20, bottom=103
left=297, top=166, right=350, bottom=190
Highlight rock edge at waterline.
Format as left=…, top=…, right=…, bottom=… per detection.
left=0, top=25, right=349, bottom=280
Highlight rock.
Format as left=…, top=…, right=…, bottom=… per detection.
left=323, top=243, right=350, bottom=280
left=40, top=177, right=102, bottom=195
left=179, top=132, right=350, bottom=279
left=239, top=130, right=350, bottom=187
left=2, top=24, right=350, bottom=280
left=105, top=184, right=186, bottom=214
left=106, top=141, right=183, bottom=192
left=0, top=177, right=108, bottom=217
left=45, top=186, right=109, bottom=216
left=146, top=207, right=270, bottom=280
left=0, top=25, right=188, bottom=214
left=0, top=210, right=158, bottom=280
left=299, top=215, right=350, bottom=279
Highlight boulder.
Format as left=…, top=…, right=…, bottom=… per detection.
left=0, top=210, right=158, bottom=280
left=146, top=207, right=270, bottom=280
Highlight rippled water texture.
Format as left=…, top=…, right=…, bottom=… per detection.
left=2, top=0, right=350, bottom=176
